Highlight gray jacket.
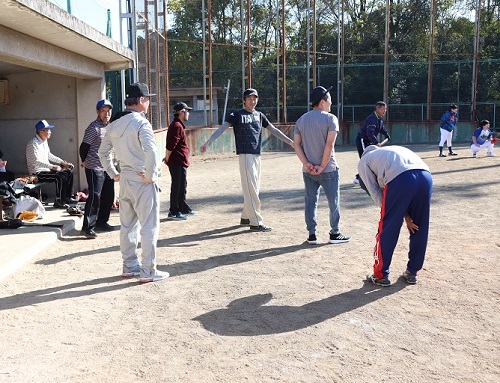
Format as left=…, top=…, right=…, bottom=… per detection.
left=98, top=111, right=158, bottom=182
left=357, top=145, right=430, bottom=207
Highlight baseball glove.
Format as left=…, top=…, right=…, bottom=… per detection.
left=17, top=210, right=39, bottom=222
left=491, top=137, right=499, bottom=145
left=67, top=206, right=84, bottom=217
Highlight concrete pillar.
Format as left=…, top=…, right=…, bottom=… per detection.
left=75, top=78, right=106, bottom=190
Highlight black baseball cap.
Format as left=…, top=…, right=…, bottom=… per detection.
left=126, top=83, right=156, bottom=98
left=310, top=86, right=333, bottom=105
left=173, top=102, right=193, bottom=112
left=243, top=88, right=258, bottom=98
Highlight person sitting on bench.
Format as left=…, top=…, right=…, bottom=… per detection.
left=26, top=120, right=75, bottom=208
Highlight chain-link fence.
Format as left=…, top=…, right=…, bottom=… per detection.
left=127, top=1, right=499, bottom=132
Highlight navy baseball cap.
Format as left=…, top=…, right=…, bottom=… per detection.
left=35, top=120, right=54, bottom=131
left=173, top=102, right=193, bottom=112
left=96, top=99, right=113, bottom=110
left=310, top=86, right=333, bottom=105
left=243, top=88, right=258, bottom=98
left=126, top=83, right=156, bottom=98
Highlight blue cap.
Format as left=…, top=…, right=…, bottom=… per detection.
left=35, top=120, right=54, bottom=131
left=96, top=99, right=113, bottom=110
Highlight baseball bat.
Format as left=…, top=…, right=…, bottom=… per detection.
left=1, top=220, right=63, bottom=229
left=22, top=222, right=65, bottom=228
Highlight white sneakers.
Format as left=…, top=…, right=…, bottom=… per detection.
left=139, top=270, right=170, bottom=283
left=353, top=177, right=359, bottom=185
left=123, top=268, right=170, bottom=283
left=474, top=152, right=496, bottom=158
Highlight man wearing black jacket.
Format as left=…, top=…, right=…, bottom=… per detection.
left=79, top=99, right=116, bottom=238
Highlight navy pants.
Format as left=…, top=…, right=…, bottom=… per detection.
left=373, top=169, right=433, bottom=278
left=355, top=136, right=371, bottom=158
left=82, top=168, right=115, bottom=230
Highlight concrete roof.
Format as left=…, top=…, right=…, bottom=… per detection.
left=0, top=0, right=134, bottom=71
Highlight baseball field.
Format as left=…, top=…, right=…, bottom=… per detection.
left=0, top=143, right=498, bottom=382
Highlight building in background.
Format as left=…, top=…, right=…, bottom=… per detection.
left=0, top=0, right=133, bottom=191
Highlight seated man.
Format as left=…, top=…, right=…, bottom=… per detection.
left=26, top=120, right=74, bottom=208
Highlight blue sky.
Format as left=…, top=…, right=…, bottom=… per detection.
left=47, top=0, right=122, bottom=42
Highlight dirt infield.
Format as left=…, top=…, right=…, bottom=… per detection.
left=0, top=143, right=498, bottom=383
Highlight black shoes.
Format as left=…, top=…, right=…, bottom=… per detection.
left=95, top=222, right=115, bottom=231
left=448, top=151, right=457, bottom=156
left=438, top=153, right=446, bottom=157
left=80, top=229, right=98, bottom=239
left=240, top=218, right=250, bottom=226
left=249, top=224, right=272, bottom=232
left=53, top=201, right=69, bottom=209
left=403, top=270, right=418, bottom=284
left=329, top=233, right=351, bottom=244
left=306, top=234, right=317, bottom=245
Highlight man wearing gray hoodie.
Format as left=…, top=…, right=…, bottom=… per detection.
left=358, top=145, right=432, bottom=287
left=99, top=83, right=168, bottom=283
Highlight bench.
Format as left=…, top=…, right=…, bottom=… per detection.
left=14, top=182, right=50, bottom=201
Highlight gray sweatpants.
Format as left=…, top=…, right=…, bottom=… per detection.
left=119, top=179, right=160, bottom=278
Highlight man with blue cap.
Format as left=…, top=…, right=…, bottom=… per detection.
left=79, top=99, right=116, bottom=239
left=26, top=119, right=75, bottom=208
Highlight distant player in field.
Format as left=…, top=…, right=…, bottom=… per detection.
left=471, top=119, right=496, bottom=158
left=438, top=104, right=458, bottom=157
left=200, top=88, right=294, bottom=232
left=353, top=101, right=390, bottom=184
left=358, top=145, right=432, bottom=286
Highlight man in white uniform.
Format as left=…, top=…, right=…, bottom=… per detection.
left=99, top=83, right=168, bottom=283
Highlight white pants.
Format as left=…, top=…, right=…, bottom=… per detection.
left=471, top=141, right=494, bottom=154
left=238, top=154, right=263, bottom=226
left=119, top=179, right=160, bottom=278
left=439, top=128, right=453, bottom=147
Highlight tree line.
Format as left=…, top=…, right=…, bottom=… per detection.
left=161, top=0, right=499, bottom=121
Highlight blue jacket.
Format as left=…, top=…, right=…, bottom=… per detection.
left=357, top=112, right=389, bottom=144
left=440, top=111, right=458, bottom=132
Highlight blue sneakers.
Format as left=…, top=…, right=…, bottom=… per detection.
left=167, top=212, right=187, bottom=220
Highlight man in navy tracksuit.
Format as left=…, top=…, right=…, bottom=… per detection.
left=354, top=101, right=390, bottom=184
left=358, top=145, right=432, bottom=286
